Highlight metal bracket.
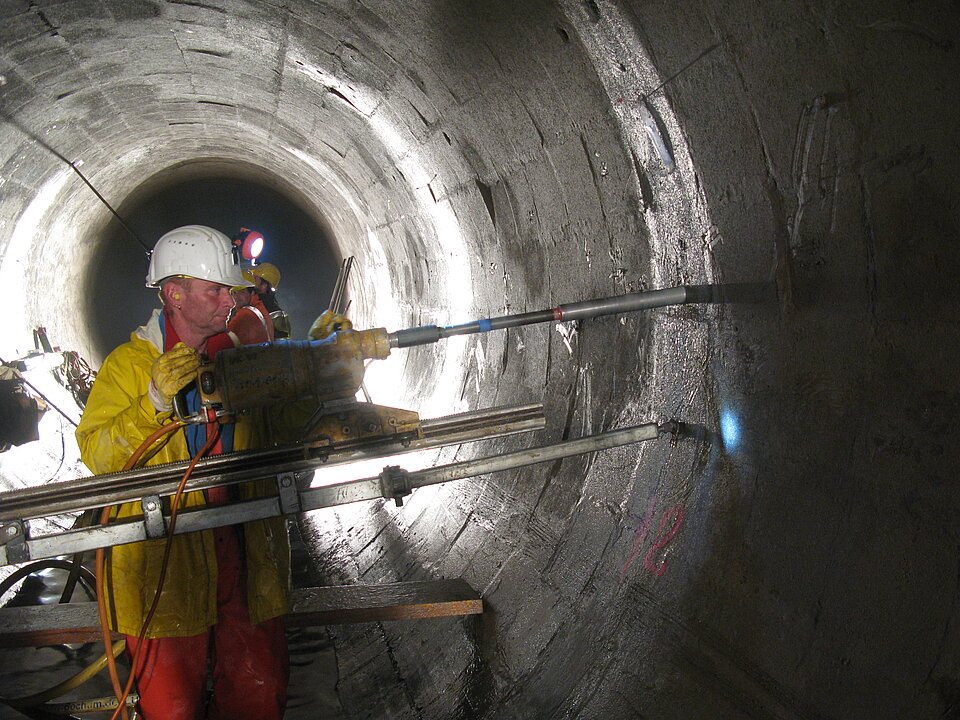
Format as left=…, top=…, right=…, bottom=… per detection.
left=0, top=521, right=29, bottom=564
left=379, top=465, right=412, bottom=507
left=141, top=496, right=166, bottom=539
left=658, top=420, right=680, bottom=436
left=277, top=473, right=301, bottom=515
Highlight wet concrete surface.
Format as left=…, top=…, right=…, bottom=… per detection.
left=2, top=0, right=960, bottom=718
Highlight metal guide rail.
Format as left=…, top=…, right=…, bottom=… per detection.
left=0, top=415, right=678, bottom=567
left=0, top=403, right=545, bottom=523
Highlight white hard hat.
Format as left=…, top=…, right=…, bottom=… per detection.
left=145, top=225, right=253, bottom=288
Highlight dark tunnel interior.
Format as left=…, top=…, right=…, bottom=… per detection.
left=1, top=1, right=960, bottom=718
left=84, top=159, right=341, bottom=357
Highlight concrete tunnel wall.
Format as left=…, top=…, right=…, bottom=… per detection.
left=1, top=1, right=959, bottom=718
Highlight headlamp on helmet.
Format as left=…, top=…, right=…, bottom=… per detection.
left=233, top=228, right=264, bottom=263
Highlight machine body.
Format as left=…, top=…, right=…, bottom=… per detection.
left=188, top=284, right=727, bottom=426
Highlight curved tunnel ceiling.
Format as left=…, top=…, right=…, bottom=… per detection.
left=2, top=1, right=959, bottom=717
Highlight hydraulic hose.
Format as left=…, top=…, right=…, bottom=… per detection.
left=3, top=638, right=126, bottom=708
left=122, top=420, right=184, bottom=473
left=106, top=424, right=220, bottom=720
left=60, top=509, right=101, bottom=605
left=96, top=419, right=184, bottom=720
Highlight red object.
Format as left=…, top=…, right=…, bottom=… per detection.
left=125, top=524, right=288, bottom=719
left=227, top=294, right=274, bottom=346
left=205, top=332, right=235, bottom=360
left=234, top=228, right=265, bottom=260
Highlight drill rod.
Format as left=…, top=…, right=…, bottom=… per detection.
left=387, top=284, right=724, bottom=348
left=328, top=256, right=354, bottom=315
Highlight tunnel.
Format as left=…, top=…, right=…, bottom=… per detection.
left=1, top=0, right=959, bottom=718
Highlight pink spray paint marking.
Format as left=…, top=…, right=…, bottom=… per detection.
left=620, top=496, right=658, bottom=582
left=643, top=506, right=686, bottom=577
left=621, top=498, right=686, bottom=581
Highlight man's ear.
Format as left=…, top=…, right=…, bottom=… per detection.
left=160, top=281, right=181, bottom=307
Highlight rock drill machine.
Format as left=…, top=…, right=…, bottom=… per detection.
left=0, top=277, right=730, bottom=568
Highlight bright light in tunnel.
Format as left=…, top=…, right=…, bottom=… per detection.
left=283, top=66, right=473, bottom=419
left=362, top=113, right=473, bottom=417
left=281, top=63, right=477, bottom=542
left=0, top=168, right=73, bottom=359
left=246, top=235, right=264, bottom=259
left=720, top=408, right=741, bottom=451
left=307, top=446, right=442, bottom=489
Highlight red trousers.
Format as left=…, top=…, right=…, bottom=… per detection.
left=124, top=526, right=288, bottom=720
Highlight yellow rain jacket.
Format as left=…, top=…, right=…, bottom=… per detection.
left=76, top=309, right=290, bottom=638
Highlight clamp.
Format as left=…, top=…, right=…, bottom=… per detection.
left=142, top=495, right=166, bottom=539
left=0, top=521, right=29, bottom=564
left=378, top=465, right=413, bottom=507
left=276, top=472, right=302, bottom=515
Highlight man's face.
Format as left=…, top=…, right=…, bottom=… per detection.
left=178, top=278, right=236, bottom=338
left=232, top=287, right=253, bottom=308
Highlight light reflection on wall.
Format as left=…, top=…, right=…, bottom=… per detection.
left=719, top=408, right=741, bottom=452
left=0, top=168, right=73, bottom=360
left=286, top=61, right=476, bottom=540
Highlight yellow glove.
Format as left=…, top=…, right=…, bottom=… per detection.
left=147, top=342, right=201, bottom=412
left=308, top=310, right=353, bottom=340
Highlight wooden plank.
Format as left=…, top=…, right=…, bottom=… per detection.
left=0, top=579, right=483, bottom=647
left=286, top=578, right=483, bottom=627
left=0, top=603, right=113, bottom=648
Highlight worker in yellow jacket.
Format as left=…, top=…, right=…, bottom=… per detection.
left=76, top=225, right=290, bottom=720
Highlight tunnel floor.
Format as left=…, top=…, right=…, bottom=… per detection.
left=0, top=526, right=344, bottom=719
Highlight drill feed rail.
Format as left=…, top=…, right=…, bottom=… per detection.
left=0, top=404, right=545, bottom=522
left=0, top=422, right=668, bottom=566
left=0, top=283, right=740, bottom=566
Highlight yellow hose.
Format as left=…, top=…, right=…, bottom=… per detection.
left=2, top=637, right=126, bottom=707
left=1, top=420, right=184, bottom=717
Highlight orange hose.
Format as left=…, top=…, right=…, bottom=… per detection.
left=122, top=420, right=184, bottom=473
left=107, top=424, right=221, bottom=720
left=95, top=419, right=183, bottom=720
left=95, top=536, right=125, bottom=720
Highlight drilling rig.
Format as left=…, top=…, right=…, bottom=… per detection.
left=0, top=281, right=730, bottom=567
left=0, top=276, right=746, bottom=717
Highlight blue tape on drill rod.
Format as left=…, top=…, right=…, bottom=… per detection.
left=479, top=319, right=492, bottom=332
